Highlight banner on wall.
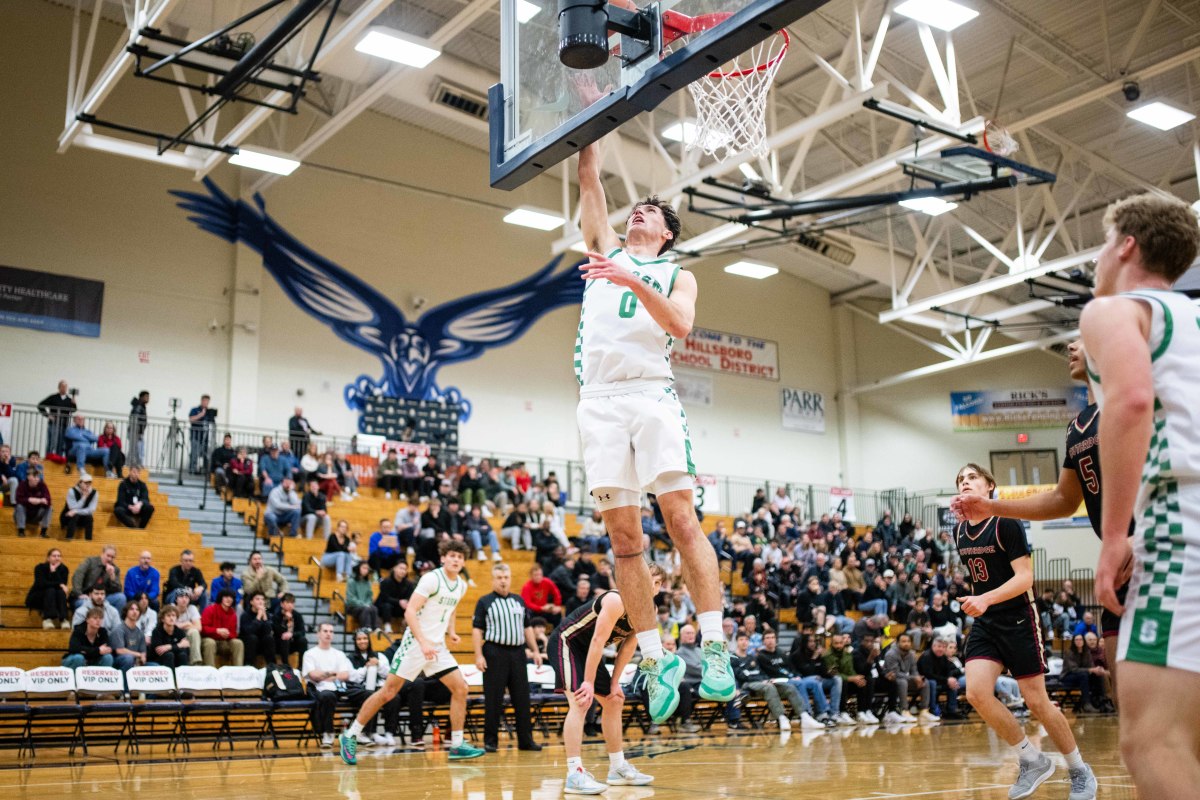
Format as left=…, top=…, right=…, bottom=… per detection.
left=781, top=387, right=826, bottom=433
left=950, top=387, right=1088, bottom=431
left=694, top=474, right=721, bottom=513
left=0, top=265, right=104, bottom=338
left=670, top=327, right=779, bottom=381
left=674, top=372, right=713, bottom=407
left=0, top=404, right=11, bottom=447
left=829, top=487, right=856, bottom=522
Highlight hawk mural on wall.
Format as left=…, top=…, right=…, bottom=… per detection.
left=172, top=179, right=584, bottom=424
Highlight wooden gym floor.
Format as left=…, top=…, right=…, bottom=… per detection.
left=0, top=716, right=1136, bottom=799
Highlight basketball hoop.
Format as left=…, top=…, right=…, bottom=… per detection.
left=982, top=120, right=1019, bottom=158
left=664, top=11, right=789, bottom=161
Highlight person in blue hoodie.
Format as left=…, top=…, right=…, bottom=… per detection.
left=123, top=550, right=161, bottom=610
left=210, top=561, right=245, bottom=608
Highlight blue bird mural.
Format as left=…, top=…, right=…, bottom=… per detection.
left=171, top=178, right=584, bottom=425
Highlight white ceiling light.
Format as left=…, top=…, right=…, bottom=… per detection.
left=229, top=148, right=301, bottom=175
left=355, top=28, right=441, bottom=68
left=661, top=120, right=730, bottom=151
left=503, top=207, right=564, bottom=231
left=894, top=0, right=979, bottom=31
left=516, top=0, right=541, bottom=23
left=677, top=223, right=748, bottom=253
left=724, top=260, right=778, bottom=280
left=899, top=196, right=958, bottom=216
left=1126, top=101, right=1196, bottom=131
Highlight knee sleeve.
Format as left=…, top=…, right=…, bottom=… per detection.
left=591, top=487, right=640, bottom=512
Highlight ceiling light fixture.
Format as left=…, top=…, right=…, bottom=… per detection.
left=516, top=0, right=541, bottom=23
left=229, top=148, right=301, bottom=175
left=724, top=260, right=778, bottom=279
left=1126, top=101, right=1196, bottom=131
left=899, top=196, right=958, bottom=216
left=894, top=0, right=979, bottom=32
left=503, top=206, right=564, bottom=231
left=661, top=120, right=730, bottom=151
left=676, top=223, right=748, bottom=253
left=355, top=28, right=441, bottom=68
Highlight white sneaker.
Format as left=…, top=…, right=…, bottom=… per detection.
left=373, top=733, right=388, bottom=745
left=799, top=713, right=825, bottom=730
left=864, top=710, right=880, bottom=724
left=385, top=492, right=392, bottom=500
left=477, top=551, right=487, bottom=561
left=384, top=623, right=393, bottom=634
left=607, top=762, right=653, bottom=786
left=492, top=551, right=503, bottom=562
left=882, top=711, right=905, bottom=724
left=837, top=712, right=856, bottom=726
left=918, top=709, right=941, bottom=723
left=564, top=768, right=607, bottom=795
left=778, top=715, right=791, bottom=731
left=384, top=733, right=397, bottom=746
left=356, top=732, right=373, bottom=746
left=900, top=710, right=918, bottom=722
left=61, top=620, right=72, bottom=630
left=321, top=733, right=334, bottom=748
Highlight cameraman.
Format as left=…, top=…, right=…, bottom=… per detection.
left=127, top=391, right=149, bottom=468
left=187, top=395, right=216, bottom=475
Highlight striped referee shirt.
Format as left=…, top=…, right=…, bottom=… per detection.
left=472, top=591, right=531, bottom=647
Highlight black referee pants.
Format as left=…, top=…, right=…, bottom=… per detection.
left=482, top=642, right=536, bottom=748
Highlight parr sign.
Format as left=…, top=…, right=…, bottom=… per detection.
left=671, top=327, right=779, bottom=381
left=781, top=387, right=826, bottom=433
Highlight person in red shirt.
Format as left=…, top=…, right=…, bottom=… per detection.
left=97, top=421, right=124, bottom=479
left=200, top=589, right=244, bottom=665
left=521, top=564, right=563, bottom=626
left=514, top=462, right=532, bottom=499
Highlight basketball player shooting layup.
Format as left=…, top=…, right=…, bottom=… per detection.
left=574, top=132, right=734, bottom=723
left=1079, top=192, right=1200, bottom=800
left=951, top=339, right=1132, bottom=699
left=953, top=463, right=1096, bottom=800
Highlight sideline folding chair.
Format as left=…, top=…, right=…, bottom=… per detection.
left=23, top=667, right=82, bottom=758
left=174, top=666, right=230, bottom=751
left=218, top=666, right=272, bottom=748
left=0, top=669, right=29, bottom=750
left=125, top=666, right=183, bottom=753
left=74, top=666, right=131, bottom=754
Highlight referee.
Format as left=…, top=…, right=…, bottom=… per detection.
left=472, top=562, right=543, bottom=752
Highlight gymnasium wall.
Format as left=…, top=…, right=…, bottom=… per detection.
left=1, top=2, right=1082, bottom=503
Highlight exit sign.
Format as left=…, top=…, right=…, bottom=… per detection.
left=1016, top=432, right=1030, bottom=445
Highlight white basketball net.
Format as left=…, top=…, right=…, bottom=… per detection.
left=680, top=30, right=789, bottom=162
left=983, top=121, right=1019, bottom=157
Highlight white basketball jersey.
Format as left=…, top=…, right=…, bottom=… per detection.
left=1088, top=289, right=1200, bottom=511
left=407, top=567, right=466, bottom=642
left=574, top=248, right=682, bottom=388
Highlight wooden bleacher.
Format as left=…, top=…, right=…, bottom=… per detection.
left=1, top=469, right=220, bottom=668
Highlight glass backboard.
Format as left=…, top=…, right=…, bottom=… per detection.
left=490, top=0, right=832, bottom=189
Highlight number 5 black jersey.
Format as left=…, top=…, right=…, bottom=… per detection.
left=954, top=516, right=1033, bottom=616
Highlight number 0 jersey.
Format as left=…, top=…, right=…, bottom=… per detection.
left=575, top=248, right=682, bottom=390
left=953, top=516, right=1033, bottom=616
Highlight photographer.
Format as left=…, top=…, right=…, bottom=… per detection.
left=187, top=395, right=216, bottom=475
left=127, top=391, right=149, bottom=468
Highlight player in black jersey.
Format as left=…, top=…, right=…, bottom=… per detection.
left=954, top=463, right=1097, bottom=800
left=549, top=562, right=664, bottom=794
left=951, top=340, right=1133, bottom=699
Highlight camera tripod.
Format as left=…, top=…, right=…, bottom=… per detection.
left=159, top=413, right=186, bottom=485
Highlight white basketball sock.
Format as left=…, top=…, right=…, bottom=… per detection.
left=1015, top=736, right=1040, bottom=763
left=696, top=611, right=723, bottom=644
left=1064, top=748, right=1086, bottom=770
left=636, top=630, right=664, bottom=661
left=609, top=751, right=625, bottom=769
left=567, top=756, right=583, bottom=773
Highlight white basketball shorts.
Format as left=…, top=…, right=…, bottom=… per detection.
left=389, top=632, right=460, bottom=681
left=577, top=380, right=696, bottom=498
left=1118, top=479, right=1200, bottom=674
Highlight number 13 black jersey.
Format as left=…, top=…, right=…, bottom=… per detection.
left=954, top=516, right=1032, bottom=616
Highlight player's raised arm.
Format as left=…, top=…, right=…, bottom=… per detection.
left=578, top=140, right=621, bottom=254
left=952, top=468, right=1084, bottom=522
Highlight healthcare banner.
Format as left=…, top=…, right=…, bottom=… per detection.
left=671, top=326, right=779, bottom=381
left=950, top=387, right=1088, bottom=430
left=0, top=265, right=104, bottom=337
